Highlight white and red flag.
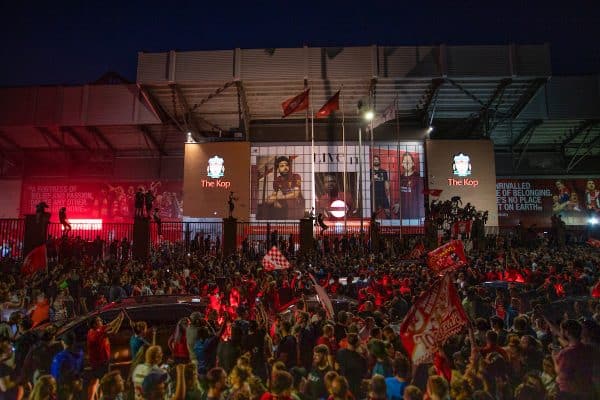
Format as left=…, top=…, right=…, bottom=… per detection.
left=22, top=244, right=47, bottom=276
left=309, top=273, right=334, bottom=319
left=400, top=274, right=469, bottom=365
left=427, top=240, right=467, bottom=275
left=262, top=246, right=291, bottom=271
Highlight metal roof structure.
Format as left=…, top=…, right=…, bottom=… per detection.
left=0, top=44, right=599, bottom=175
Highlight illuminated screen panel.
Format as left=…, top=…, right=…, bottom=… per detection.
left=497, top=178, right=600, bottom=227
left=250, top=143, right=425, bottom=225
left=425, top=139, right=498, bottom=226
left=183, top=142, right=251, bottom=219
left=20, top=180, right=182, bottom=222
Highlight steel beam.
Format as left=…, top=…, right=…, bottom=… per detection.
left=512, top=119, right=543, bottom=170
left=189, top=80, right=236, bottom=113
left=35, top=127, right=64, bottom=147
left=0, top=130, right=21, bottom=150
left=561, top=120, right=600, bottom=147
left=138, top=125, right=167, bottom=156
left=567, top=132, right=600, bottom=172
left=61, top=127, right=92, bottom=151
left=138, top=84, right=186, bottom=133
left=445, top=79, right=485, bottom=106
left=235, top=80, right=251, bottom=136
left=170, top=84, right=203, bottom=140
left=489, top=78, right=547, bottom=131
left=479, top=78, right=512, bottom=135
left=511, top=119, right=543, bottom=147
left=416, top=78, right=444, bottom=123
left=86, top=126, right=117, bottom=151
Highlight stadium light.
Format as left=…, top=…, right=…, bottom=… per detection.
left=427, top=126, right=434, bottom=134
left=186, top=132, right=195, bottom=143
left=589, top=217, right=599, bottom=225
left=363, top=110, right=375, bottom=121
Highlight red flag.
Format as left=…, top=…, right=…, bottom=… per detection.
left=591, top=280, right=600, bottom=298
left=587, top=238, right=600, bottom=248
left=282, top=89, right=310, bottom=118
left=423, top=188, right=443, bottom=197
left=400, top=274, right=469, bottom=365
left=22, top=245, right=47, bottom=275
left=409, top=242, right=425, bottom=258
left=427, top=240, right=467, bottom=275
left=262, top=246, right=290, bottom=271
left=452, top=220, right=472, bottom=237
left=316, top=91, right=340, bottom=118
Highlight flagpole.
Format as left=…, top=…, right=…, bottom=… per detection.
left=310, top=89, right=316, bottom=222
left=341, top=86, right=347, bottom=235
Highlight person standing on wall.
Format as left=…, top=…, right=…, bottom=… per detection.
left=134, top=188, right=145, bottom=218
left=59, top=207, right=72, bottom=236
left=144, top=189, right=155, bottom=218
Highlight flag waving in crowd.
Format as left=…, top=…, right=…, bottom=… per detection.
left=427, top=239, right=467, bottom=275
left=309, top=273, right=334, bottom=319
left=399, top=274, right=469, bottom=365
left=262, top=246, right=291, bottom=271
left=22, top=244, right=47, bottom=275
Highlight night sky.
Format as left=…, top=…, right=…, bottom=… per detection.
left=1, top=1, right=599, bottom=86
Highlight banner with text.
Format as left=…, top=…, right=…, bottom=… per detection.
left=20, top=180, right=183, bottom=222
left=496, top=178, right=600, bottom=227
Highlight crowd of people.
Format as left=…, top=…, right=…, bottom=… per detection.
left=0, top=227, right=598, bottom=400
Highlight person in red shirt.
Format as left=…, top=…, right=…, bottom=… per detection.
left=87, top=311, right=125, bottom=399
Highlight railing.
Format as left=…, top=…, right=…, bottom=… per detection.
left=0, top=219, right=25, bottom=258
left=0, top=218, right=425, bottom=259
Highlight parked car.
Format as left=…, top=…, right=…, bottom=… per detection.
left=42, top=295, right=207, bottom=368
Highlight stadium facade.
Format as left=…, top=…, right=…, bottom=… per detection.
left=0, top=44, right=599, bottom=230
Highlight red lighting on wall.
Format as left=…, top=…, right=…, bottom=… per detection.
left=63, top=219, right=103, bottom=230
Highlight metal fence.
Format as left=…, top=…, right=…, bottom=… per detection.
left=0, top=219, right=25, bottom=258
left=0, top=218, right=424, bottom=259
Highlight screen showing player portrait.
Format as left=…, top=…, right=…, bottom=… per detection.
left=370, top=146, right=425, bottom=222
left=425, top=139, right=498, bottom=226
left=183, top=142, right=250, bottom=219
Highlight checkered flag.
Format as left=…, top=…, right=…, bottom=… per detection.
left=262, top=246, right=290, bottom=271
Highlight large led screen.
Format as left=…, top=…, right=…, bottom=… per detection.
left=251, top=143, right=425, bottom=226
left=497, top=178, right=600, bottom=227
left=183, top=142, right=251, bottom=219
left=425, top=140, right=498, bottom=226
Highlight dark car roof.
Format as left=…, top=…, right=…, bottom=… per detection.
left=53, top=296, right=206, bottom=337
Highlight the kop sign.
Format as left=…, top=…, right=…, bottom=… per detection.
left=448, top=153, right=479, bottom=187
left=202, top=155, right=232, bottom=189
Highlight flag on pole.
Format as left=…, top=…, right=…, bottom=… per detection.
left=372, top=98, right=397, bottom=128
left=309, top=273, right=334, bottom=319
left=282, top=89, right=310, bottom=118
left=262, top=246, right=291, bottom=271
left=22, top=244, right=47, bottom=276
left=427, top=240, right=467, bottom=275
left=316, top=91, right=340, bottom=118
left=400, top=274, right=469, bottom=365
